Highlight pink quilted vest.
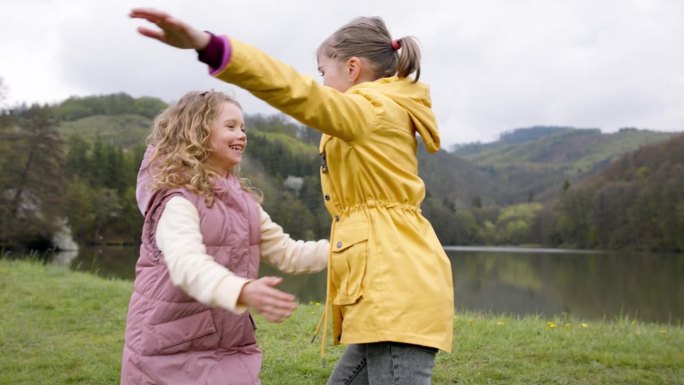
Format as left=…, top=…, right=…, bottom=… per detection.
left=121, top=146, right=262, bottom=385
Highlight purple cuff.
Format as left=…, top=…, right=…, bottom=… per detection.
left=197, top=33, right=232, bottom=75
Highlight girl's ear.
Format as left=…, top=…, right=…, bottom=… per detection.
left=346, top=57, right=361, bottom=83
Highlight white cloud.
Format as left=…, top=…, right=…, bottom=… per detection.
left=1, top=0, right=682, bottom=146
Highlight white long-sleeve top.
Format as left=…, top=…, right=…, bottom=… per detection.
left=156, top=196, right=329, bottom=314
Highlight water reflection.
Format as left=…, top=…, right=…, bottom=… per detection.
left=451, top=249, right=684, bottom=323
left=48, top=245, right=683, bottom=323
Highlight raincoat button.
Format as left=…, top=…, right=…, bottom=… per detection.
left=320, top=152, right=328, bottom=173
left=334, top=215, right=340, bottom=222
left=324, top=194, right=330, bottom=201
left=336, top=241, right=343, bottom=248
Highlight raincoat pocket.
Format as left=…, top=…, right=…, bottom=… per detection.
left=331, top=218, right=369, bottom=305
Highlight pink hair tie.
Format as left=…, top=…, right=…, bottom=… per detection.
left=391, top=39, right=401, bottom=51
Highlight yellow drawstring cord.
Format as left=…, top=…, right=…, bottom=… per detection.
left=311, top=217, right=338, bottom=367
left=310, top=300, right=330, bottom=367
left=320, top=299, right=329, bottom=367
left=311, top=241, right=333, bottom=367
left=311, top=309, right=326, bottom=343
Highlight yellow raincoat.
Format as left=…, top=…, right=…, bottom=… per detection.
left=215, top=39, right=454, bottom=353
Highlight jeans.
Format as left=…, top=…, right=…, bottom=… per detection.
left=326, top=342, right=437, bottom=385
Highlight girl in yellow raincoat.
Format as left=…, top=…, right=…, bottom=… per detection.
left=131, top=8, right=454, bottom=385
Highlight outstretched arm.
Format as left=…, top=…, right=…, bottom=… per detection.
left=130, top=8, right=376, bottom=142
left=259, top=206, right=329, bottom=274
left=237, top=277, right=297, bottom=323
left=129, top=8, right=210, bottom=50
left=157, top=196, right=296, bottom=322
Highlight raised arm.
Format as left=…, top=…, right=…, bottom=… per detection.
left=157, top=196, right=296, bottom=322
left=129, top=8, right=210, bottom=50
left=130, top=8, right=377, bottom=142
left=259, top=206, right=329, bottom=274
left=212, top=36, right=377, bottom=141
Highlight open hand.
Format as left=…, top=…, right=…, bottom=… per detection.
left=238, top=276, right=297, bottom=323
left=129, top=8, right=210, bottom=50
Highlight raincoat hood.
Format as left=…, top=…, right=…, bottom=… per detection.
left=136, top=145, right=156, bottom=215
left=354, top=77, right=441, bottom=153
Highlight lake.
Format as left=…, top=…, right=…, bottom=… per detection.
left=46, top=245, right=684, bottom=324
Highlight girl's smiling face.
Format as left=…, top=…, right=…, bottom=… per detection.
left=206, top=101, right=246, bottom=175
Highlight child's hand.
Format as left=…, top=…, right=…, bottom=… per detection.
left=238, top=276, right=297, bottom=323
left=129, top=8, right=210, bottom=50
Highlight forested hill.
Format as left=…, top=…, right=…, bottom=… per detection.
left=1, top=93, right=328, bottom=249
left=451, top=126, right=677, bottom=203
left=417, top=145, right=508, bottom=208
left=549, top=132, right=684, bottom=251
left=2, top=94, right=682, bottom=251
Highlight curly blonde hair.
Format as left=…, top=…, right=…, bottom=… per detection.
left=147, top=91, right=262, bottom=206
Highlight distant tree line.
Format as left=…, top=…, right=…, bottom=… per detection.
left=62, top=135, right=144, bottom=244
left=421, top=133, right=684, bottom=252
left=56, top=93, right=167, bottom=121
left=0, top=95, right=331, bottom=250
left=1, top=91, right=682, bottom=252
left=539, top=134, right=684, bottom=251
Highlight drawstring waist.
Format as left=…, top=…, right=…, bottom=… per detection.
left=342, top=199, right=421, bottom=215
left=311, top=200, right=421, bottom=365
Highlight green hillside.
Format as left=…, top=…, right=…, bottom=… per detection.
left=4, top=94, right=683, bottom=251
left=547, top=132, right=684, bottom=250
left=417, top=144, right=508, bottom=208
left=58, top=114, right=151, bottom=148
left=454, top=126, right=675, bottom=174
left=250, top=131, right=318, bottom=156
left=452, top=126, right=677, bottom=203
left=56, top=110, right=319, bottom=155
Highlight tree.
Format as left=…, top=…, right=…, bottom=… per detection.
left=0, top=77, right=6, bottom=106
left=65, top=134, right=91, bottom=178
left=554, top=186, right=593, bottom=248
left=494, top=203, right=543, bottom=245
left=0, top=104, right=66, bottom=249
left=63, top=177, right=97, bottom=241
left=133, top=96, right=167, bottom=119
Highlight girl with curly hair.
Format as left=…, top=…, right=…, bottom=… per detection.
left=122, top=90, right=329, bottom=384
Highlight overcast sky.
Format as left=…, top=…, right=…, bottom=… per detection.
left=1, top=0, right=683, bottom=147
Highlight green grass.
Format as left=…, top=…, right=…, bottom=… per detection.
left=1, top=258, right=683, bottom=384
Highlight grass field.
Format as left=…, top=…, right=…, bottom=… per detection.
left=1, top=258, right=682, bottom=384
